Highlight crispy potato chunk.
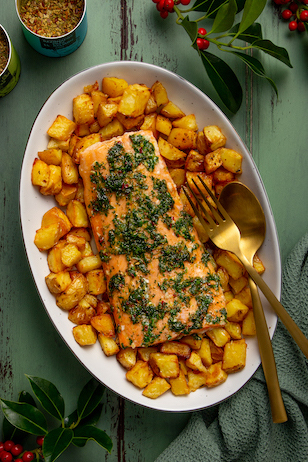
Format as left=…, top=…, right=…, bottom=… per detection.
left=76, top=255, right=102, bottom=273
left=98, top=333, right=120, bottom=356
left=86, top=269, right=106, bottom=295
left=185, top=150, right=205, bottom=172
left=224, top=321, right=242, bottom=340
left=169, top=369, right=190, bottom=396
left=34, top=223, right=62, bottom=251
left=186, top=351, right=207, bottom=373
left=40, top=165, right=62, bottom=196
left=167, top=128, right=197, bottom=150
left=142, top=377, right=171, bottom=399
left=56, top=273, right=88, bottom=310
left=160, top=341, right=191, bottom=359
left=169, top=168, right=185, bottom=188
left=97, top=102, right=118, bottom=127
left=61, top=243, right=82, bottom=268
left=172, top=114, right=198, bottom=131
left=73, top=94, right=95, bottom=125
left=118, top=84, right=151, bottom=117
left=206, top=362, right=228, bottom=388
left=158, top=137, right=186, bottom=161
left=45, top=271, right=72, bottom=294
left=73, top=324, right=97, bottom=346
left=66, top=200, right=89, bottom=228
left=117, top=348, right=137, bottom=370
left=179, top=335, right=202, bottom=350
left=218, top=147, right=243, bottom=174
left=31, top=159, right=50, bottom=187
left=187, top=370, right=207, bottom=392
left=204, top=150, right=223, bottom=174
left=126, top=360, right=154, bottom=389
left=41, top=207, right=72, bottom=236
left=137, top=347, right=158, bottom=362
left=214, top=250, right=245, bottom=280
left=151, top=81, right=169, bottom=108
left=203, top=125, right=226, bottom=151
left=47, top=240, right=67, bottom=272
left=226, top=298, right=250, bottom=322
left=222, top=339, right=247, bottom=373
left=91, top=313, right=115, bottom=337
left=241, top=310, right=256, bottom=336
left=160, top=101, right=184, bottom=119
left=206, top=327, right=231, bottom=348
left=149, top=353, right=179, bottom=379
left=228, top=275, right=248, bottom=295
left=55, top=184, right=77, bottom=207
left=99, top=119, right=124, bottom=140
left=197, top=337, right=212, bottom=367
left=68, top=303, right=96, bottom=325
left=235, top=286, right=252, bottom=309
left=253, top=254, right=265, bottom=274
left=38, top=149, right=62, bottom=166
left=47, top=115, right=76, bottom=141
left=102, top=77, right=128, bottom=97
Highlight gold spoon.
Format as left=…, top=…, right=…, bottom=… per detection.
left=220, top=181, right=287, bottom=423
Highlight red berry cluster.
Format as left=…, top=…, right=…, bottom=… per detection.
left=152, top=0, right=191, bottom=18
left=0, top=437, right=44, bottom=462
left=196, top=27, right=210, bottom=50
left=273, top=0, right=308, bottom=31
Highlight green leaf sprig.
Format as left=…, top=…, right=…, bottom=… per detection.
left=0, top=376, right=112, bottom=462
left=159, top=0, right=292, bottom=113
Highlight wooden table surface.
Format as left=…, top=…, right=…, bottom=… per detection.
left=1, top=1, right=308, bottom=461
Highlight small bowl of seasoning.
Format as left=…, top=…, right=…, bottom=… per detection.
left=15, top=0, right=87, bottom=57
left=0, top=25, right=21, bottom=97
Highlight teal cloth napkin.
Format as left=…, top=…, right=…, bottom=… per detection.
left=155, top=233, right=308, bottom=462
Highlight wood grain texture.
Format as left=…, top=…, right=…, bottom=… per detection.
left=0, top=1, right=307, bottom=461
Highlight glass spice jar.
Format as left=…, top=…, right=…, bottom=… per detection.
left=0, top=25, right=21, bottom=97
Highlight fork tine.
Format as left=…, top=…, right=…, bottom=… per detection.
left=186, top=183, right=217, bottom=229
left=196, top=175, right=231, bottom=221
left=182, top=186, right=215, bottom=230
left=191, top=178, right=222, bottom=224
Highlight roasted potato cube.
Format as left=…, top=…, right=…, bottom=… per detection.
left=169, top=168, right=185, bottom=188
left=138, top=347, right=158, bottom=362
left=226, top=298, right=250, bottom=322
left=73, top=94, right=95, bottom=125
left=203, top=125, right=226, bottom=151
left=102, top=77, right=128, bottom=97
left=116, top=112, right=144, bottom=130
left=39, top=165, right=62, bottom=195
left=206, top=327, right=230, bottom=348
left=242, top=310, right=256, bottom=336
left=169, top=369, right=190, bottom=396
left=185, top=150, right=205, bottom=172
left=206, top=361, right=228, bottom=388
left=86, top=269, right=106, bottom=295
left=67, top=227, right=91, bottom=241
left=56, top=273, right=88, bottom=310
left=209, top=339, right=224, bottom=363
left=76, top=255, right=102, bottom=273
left=235, top=286, right=252, bottom=308
left=91, top=90, right=108, bottom=115
left=65, top=233, right=86, bottom=251
left=96, top=300, right=111, bottom=315
left=34, top=223, right=62, bottom=251
left=66, top=200, right=89, bottom=228
left=222, top=339, right=247, bottom=373
left=72, top=133, right=102, bottom=164
left=204, top=150, right=223, bottom=174
left=31, top=159, right=50, bottom=187
left=253, top=254, right=265, bottom=274
left=197, top=337, right=212, bottom=367
left=84, top=81, right=99, bottom=93
left=47, top=240, right=67, bottom=273
left=179, top=335, right=202, bottom=349
left=151, top=81, right=169, bottom=108
left=38, top=149, right=62, bottom=166
left=160, top=341, right=191, bottom=359
left=160, top=101, right=185, bottom=119
left=217, top=267, right=229, bottom=292
left=41, top=206, right=72, bottom=237
left=212, top=167, right=235, bottom=183
left=97, top=102, right=118, bottom=127
left=47, top=137, right=70, bottom=151
left=218, top=147, right=243, bottom=174
left=99, top=119, right=125, bottom=140
left=45, top=271, right=72, bottom=294
left=149, top=352, right=179, bottom=379
left=186, top=171, right=213, bottom=198
left=229, top=275, right=248, bottom=295
left=118, top=84, right=151, bottom=117
left=68, top=303, right=96, bottom=325
left=61, top=243, right=82, bottom=267
left=186, top=351, right=207, bottom=373
left=91, top=313, right=115, bottom=337
left=224, top=290, right=234, bottom=303
left=187, top=370, right=207, bottom=392
left=167, top=128, right=197, bottom=150
left=142, top=377, right=171, bottom=399
left=196, top=130, right=207, bottom=155
left=73, top=324, right=97, bottom=346
left=98, top=333, right=120, bottom=356
left=158, top=137, right=186, bottom=161
left=55, top=184, right=77, bottom=207
left=140, top=113, right=157, bottom=136
left=214, top=250, right=245, bottom=280
left=47, top=115, right=76, bottom=141
left=145, top=94, right=158, bottom=114
left=172, top=114, right=198, bottom=131
left=224, top=321, right=242, bottom=340
left=117, top=347, right=137, bottom=370
left=156, top=114, right=172, bottom=136
left=75, top=124, right=91, bottom=137
left=61, top=152, right=79, bottom=185
left=126, top=360, right=154, bottom=389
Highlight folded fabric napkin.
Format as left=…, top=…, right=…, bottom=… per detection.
left=155, top=233, right=308, bottom=462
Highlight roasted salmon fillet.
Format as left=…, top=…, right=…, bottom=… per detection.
left=79, top=130, right=226, bottom=348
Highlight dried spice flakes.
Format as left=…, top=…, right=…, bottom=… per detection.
left=20, top=0, right=84, bottom=38
left=0, top=30, right=9, bottom=74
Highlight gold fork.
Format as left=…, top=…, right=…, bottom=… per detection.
left=183, top=176, right=308, bottom=362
